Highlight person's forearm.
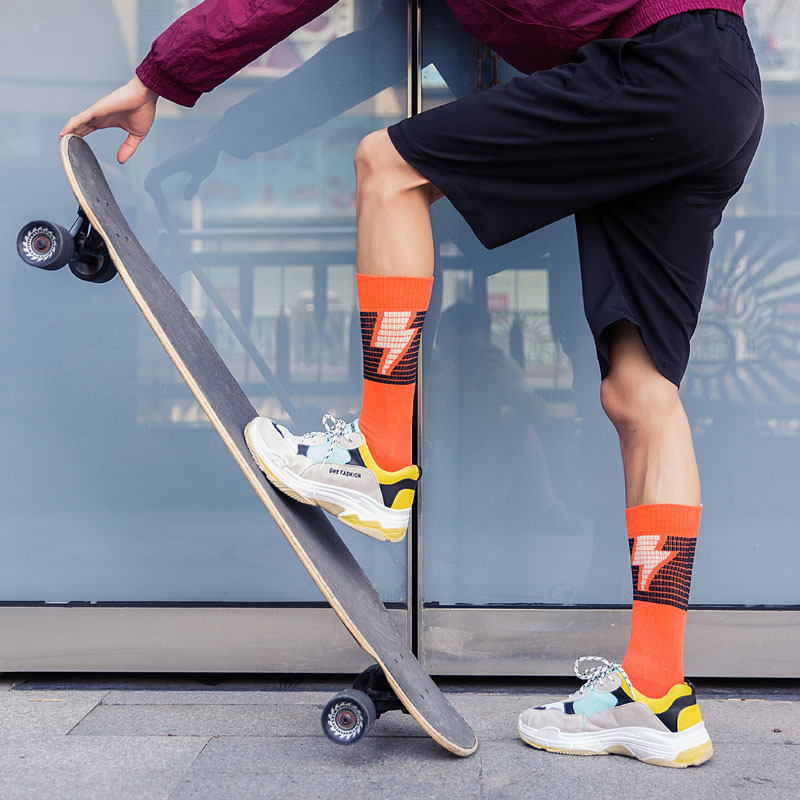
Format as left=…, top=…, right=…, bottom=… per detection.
left=136, top=0, right=338, bottom=107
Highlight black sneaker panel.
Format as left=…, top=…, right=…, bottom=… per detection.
left=611, top=686, right=635, bottom=705
left=349, top=447, right=367, bottom=468
left=656, top=692, right=698, bottom=733
left=379, top=477, right=418, bottom=508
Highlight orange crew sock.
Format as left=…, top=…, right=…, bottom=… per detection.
left=356, top=273, right=433, bottom=471
left=621, top=503, right=702, bottom=698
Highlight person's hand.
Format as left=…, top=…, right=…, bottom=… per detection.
left=60, top=76, right=159, bottom=164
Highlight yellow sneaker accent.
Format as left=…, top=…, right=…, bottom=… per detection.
left=676, top=703, right=703, bottom=731
left=636, top=682, right=693, bottom=715
left=674, top=740, right=714, bottom=766
left=391, top=488, right=416, bottom=510
left=626, top=679, right=706, bottom=735
left=358, top=442, right=420, bottom=483
left=337, top=514, right=407, bottom=543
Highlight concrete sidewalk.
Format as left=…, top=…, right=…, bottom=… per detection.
left=1, top=673, right=797, bottom=799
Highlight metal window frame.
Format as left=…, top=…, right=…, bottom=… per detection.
left=420, top=608, right=800, bottom=678
left=1, top=605, right=797, bottom=677
left=0, top=606, right=408, bottom=673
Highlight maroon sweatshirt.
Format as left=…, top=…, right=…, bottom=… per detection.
left=137, top=0, right=746, bottom=108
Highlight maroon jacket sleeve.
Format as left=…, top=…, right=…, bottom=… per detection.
left=136, top=0, right=338, bottom=107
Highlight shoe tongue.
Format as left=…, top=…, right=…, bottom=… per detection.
left=348, top=418, right=361, bottom=434
left=572, top=667, right=620, bottom=700
left=599, top=669, right=625, bottom=694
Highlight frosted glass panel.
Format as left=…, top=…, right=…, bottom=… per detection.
left=0, top=0, right=408, bottom=603
left=420, top=0, right=800, bottom=607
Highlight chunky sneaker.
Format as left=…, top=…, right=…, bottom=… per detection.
left=518, top=657, right=713, bottom=768
left=245, top=414, right=419, bottom=542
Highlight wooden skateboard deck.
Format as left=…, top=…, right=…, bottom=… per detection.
left=58, top=134, right=477, bottom=756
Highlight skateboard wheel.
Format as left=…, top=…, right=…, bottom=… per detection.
left=321, top=690, right=376, bottom=745
left=69, top=253, right=117, bottom=284
left=17, top=221, right=74, bottom=270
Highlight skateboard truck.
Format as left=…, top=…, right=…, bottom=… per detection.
left=17, top=207, right=116, bottom=283
left=321, top=664, right=408, bottom=745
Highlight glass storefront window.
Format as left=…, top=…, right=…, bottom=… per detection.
left=1, top=0, right=409, bottom=604
left=2, top=0, right=797, bottom=647
left=420, top=0, right=800, bottom=608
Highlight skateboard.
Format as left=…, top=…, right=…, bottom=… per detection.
left=16, top=134, right=477, bottom=757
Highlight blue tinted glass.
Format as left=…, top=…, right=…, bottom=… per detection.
left=420, top=0, right=800, bottom=606
left=1, top=0, right=408, bottom=603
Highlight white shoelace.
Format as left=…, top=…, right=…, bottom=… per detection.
left=573, top=656, right=637, bottom=701
left=300, top=414, right=350, bottom=462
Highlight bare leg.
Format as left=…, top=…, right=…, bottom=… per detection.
left=601, top=321, right=702, bottom=697
left=355, top=130, right=442, bottom=278
left=601, top=321, right=700, bottom=507
left=350, top=130, right=443, bottom=470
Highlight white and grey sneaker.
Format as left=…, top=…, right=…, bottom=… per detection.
left=518, top=657, right=713, bottom=768
left=245, top=414, right=419, bottom=542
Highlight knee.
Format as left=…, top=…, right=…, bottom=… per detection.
left=354, top=129, right=433, bottom=205
left=600, top=365, right=679, bottom=437
left=354, top=130, right=390, bottom=181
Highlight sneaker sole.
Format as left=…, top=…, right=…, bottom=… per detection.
left=244, top=421, right=409, bottom=543
left=517, top=719, right=713, bottom=768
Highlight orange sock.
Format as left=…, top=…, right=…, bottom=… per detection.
left=357, top=273, right=433, bottom=471
left=621, top=503, right=702, bottom=698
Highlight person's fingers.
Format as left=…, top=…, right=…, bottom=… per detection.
left=61, top=78, right=156, bottom=165
left=117, top=133, right=143, bottom=165
left=60, top=109, right=97, bottom=138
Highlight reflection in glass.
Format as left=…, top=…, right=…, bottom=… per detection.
left=2, top=0, right=799, bottom=613
left=420, top=0, right=800, bottom=607
left=1, top=0, right=409, bottom=603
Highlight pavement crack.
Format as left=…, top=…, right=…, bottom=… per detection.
left=166, top=736, right=214, bottom=800
left=65, top=692, right=111, bottom=736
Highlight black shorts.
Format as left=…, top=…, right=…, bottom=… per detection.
left=388, top=10, right=764, bottom=386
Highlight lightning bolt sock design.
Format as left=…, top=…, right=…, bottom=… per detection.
left=621, top=503, right=701, bottom=698
left=357, top=273, right=433, bottom=472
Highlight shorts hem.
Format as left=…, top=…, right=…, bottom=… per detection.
left=595, top=313, right=685, bottom=388
left=387, top=122, right=505, bottom=250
